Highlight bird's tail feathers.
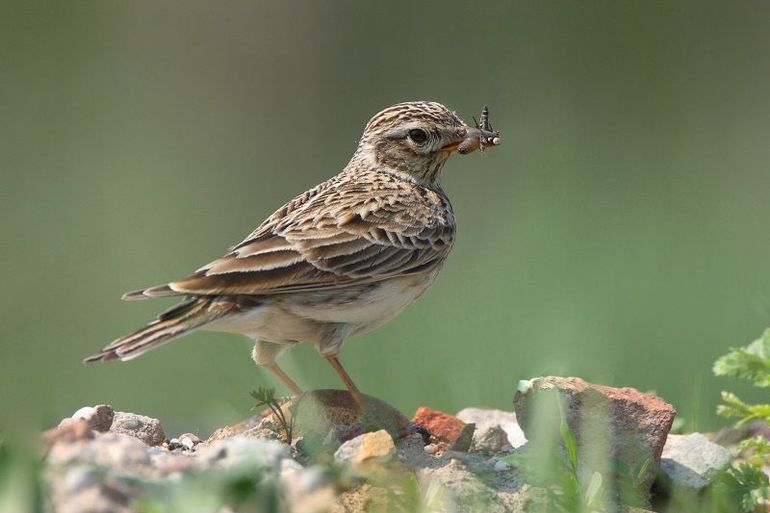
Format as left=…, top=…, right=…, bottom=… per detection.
left=122, top=284, right=180, bottom=301
left=84, top=297, right=230, bottom=363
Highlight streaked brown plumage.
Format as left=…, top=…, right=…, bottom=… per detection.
left=85, top=101, right=500, bottom=404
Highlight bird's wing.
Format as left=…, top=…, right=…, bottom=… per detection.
left=126, top=174, right=454, bottom=299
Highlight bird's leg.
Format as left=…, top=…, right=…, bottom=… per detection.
left=264, top=361, right=303, bottom=396
left=324, top=355, right=366, bottom=409
left=253, top=340, right=302, bottom=396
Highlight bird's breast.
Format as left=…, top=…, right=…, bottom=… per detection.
left=280, top=271, right=441, bottom=332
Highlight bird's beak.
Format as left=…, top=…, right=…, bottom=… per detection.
left=440, top=137, right=463, bottom=152
left=441, top=126, right=501, bottom=154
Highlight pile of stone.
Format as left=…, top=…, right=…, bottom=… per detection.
left=41, top=377, right=735, bottom=513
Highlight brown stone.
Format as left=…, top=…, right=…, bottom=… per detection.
left=110, top=412, right=166, bottom=446
left=412, top=406, right=475, bottom=452
left=205, top=390, right=411, bottom=453
left=513, top=376, right=676, bottom=494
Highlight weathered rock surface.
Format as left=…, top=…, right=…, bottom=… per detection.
left=42, top=379, right=688, bottom=513
left=659, top=433, right=731, bottom=491
left=334, top=429, right=396, bottom=464
left=110, top=411, right=166, bottom=446
left=514, top=376, right=676, bottom=493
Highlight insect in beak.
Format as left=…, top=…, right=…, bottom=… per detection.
left=444, top=105, right=501, bottom=154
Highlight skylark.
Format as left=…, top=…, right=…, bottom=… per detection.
left=85, top=101, right=500, bottom=405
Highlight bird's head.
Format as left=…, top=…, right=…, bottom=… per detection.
left=348, top=101, right=500, bottom=184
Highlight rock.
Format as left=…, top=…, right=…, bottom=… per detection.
left=412, top=407, right=475, bottom=452
left=196, top=435, right=289, bottom=474
left=472, top=425, right=513, bottom=454
left=415, top=452, right=529, bottom=512
left=110, top=412, right=165, bottom=446
left=45, top=431, right=157, bottom=513
left=283, top=390, right=413, bottom=458
left=206, top=390, right=411, bottom=457
left=457, top=407, right=527, bottom=449
left=70, top=404, right=114, bottom=432
left=334, top=429, right=396, bottom=464
left=494, top=459, right=512, bottom=471
left=168, top=432, right=201, bottom=451
left=204, top=405, right=276, bottom=445
left=47, top=432, right=152, bottom=470
left=44, top=418, right=94, bottom=447
left=281, top=463, right=336, bottom=513
left=659, top=433, right=731, bottom=491
left=513, top=376, right=676, bottom=493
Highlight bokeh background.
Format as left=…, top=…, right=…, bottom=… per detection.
left=2, top=1, right=770, bottom=438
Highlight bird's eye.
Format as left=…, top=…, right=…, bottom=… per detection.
left=407, top=128, right=428, bottom=144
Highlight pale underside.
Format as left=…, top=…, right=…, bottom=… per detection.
left=206, top=271, right=439, bottom=362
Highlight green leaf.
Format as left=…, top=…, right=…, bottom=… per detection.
left=249, top=387, right=276, bottom=405
left=583, top=471, right=603, bottom=507
left=738, top=436, right=770, bottom=468
left=556, top=397, right=579, bottom=476
left=713, top=329, right=770, bottom=387
left=730, top=464, right=770, bottom=512
left=717, top=391, right=770, bottom=426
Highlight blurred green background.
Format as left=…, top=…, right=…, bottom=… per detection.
left=2, top=1, right=770, bottom=439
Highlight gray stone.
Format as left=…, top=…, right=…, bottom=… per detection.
left=471, top=425, right=514, bottom=454
left=167, top=432, right=200, bottom=451
left=48, top=432, right=151, bottom=470
left=456, top=407, right=527, bottom=449
left=660, top=433, right=731, bottom=490
left=196, top=435, right=289, bottom=474
left=110, top=411, right=165, bottom=446
left=45, top=432, right=154, bottom=513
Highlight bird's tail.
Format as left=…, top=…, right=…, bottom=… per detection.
left=84, top=297, right=231, bottom=363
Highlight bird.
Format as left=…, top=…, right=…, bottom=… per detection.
left=85, top=101, right=500, bottom=407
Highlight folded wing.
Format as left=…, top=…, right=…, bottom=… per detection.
left=124, top=174, right=455, bottom=299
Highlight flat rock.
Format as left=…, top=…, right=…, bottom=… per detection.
left=660, top=433, right=731, bottom=491
left=412, top=406, right=475, bottom=452
left=334, top=429, right=396, bottom=464
left=513, top=376, right=676, bottom=493
left=110, top=411, right=165, bottom=446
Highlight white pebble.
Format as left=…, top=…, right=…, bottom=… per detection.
left=71, top=406, right=95, bottom=420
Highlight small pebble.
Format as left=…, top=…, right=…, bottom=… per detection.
left=71, top=407, right=95, bottom=420
left=494, top=460, right=511, bottom=472
left=424, top=443, right=440, bottom=455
